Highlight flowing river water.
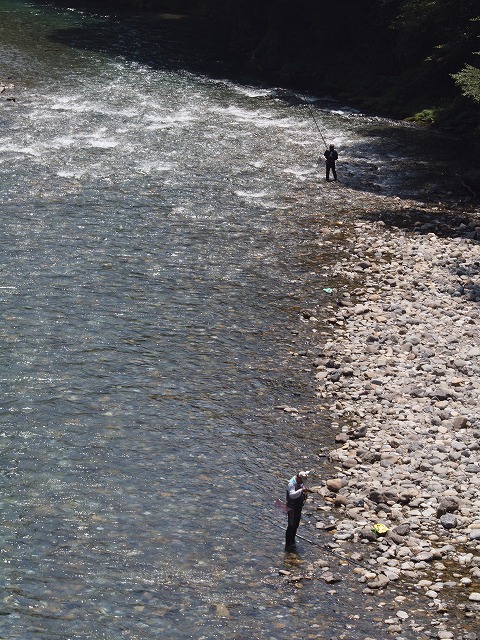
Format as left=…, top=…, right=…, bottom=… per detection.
left=0, top=2, right=465, bottom=639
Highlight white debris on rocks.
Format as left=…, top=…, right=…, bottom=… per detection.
left=311, top=215, right=480, bottom=609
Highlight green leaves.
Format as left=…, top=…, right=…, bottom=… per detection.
left=452, top=59, right=480, bottom=103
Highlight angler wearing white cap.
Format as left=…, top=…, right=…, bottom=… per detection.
left=285, top=470, right=312, bottom=550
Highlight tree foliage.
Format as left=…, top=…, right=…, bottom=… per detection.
left=452, top=62, right=480, bottom=103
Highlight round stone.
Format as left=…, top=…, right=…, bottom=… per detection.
left=439, top=513, right=457, bottom=530
left=326, top=478, right=343, bottom=492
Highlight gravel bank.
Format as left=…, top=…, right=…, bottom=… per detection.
left=304, top=200, right=480, bottom=634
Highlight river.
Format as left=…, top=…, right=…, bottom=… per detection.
left=0, top=1, right=462, bottom=638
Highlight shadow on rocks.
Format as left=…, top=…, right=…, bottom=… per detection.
left=361, top=207, right=480, bottom=243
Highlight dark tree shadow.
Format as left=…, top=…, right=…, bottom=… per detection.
left=336, top=124, right=477, bottom=202
left=29, top=0, right=238, bottom=78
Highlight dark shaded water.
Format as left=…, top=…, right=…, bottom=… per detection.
left=0, top=2, right=462, bottom=638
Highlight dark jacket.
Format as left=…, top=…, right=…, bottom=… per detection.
left=324, top=149, right=338, bottom=164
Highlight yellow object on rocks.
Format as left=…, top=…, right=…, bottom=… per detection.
left=372, top=523, right=389, bottom=536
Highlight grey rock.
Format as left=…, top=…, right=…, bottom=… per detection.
left=393, top=524, right=410, bottom=537
left=367, top=574, right=390, bottom=589
left=348, top=425, right=367, bottom=439
left=386, top=532, right=405, bottom=545
left=323, top=572, right=342, bottom=584
left=439, top=513, right=457, bottom=530
left=429, top=387, right=452, bottom=400
left=436, top=497, right=459, bottom=517
left=413, top=551, right=435, bottom=563
left=369, top=489, right=390, bottom=503
left=466, top=464, right=480, bottom=473
left=356, top=449, right=380, bottom=464
left=359, top=527, right=378, bottom=542
left=453, top=416, right=469, bottom=429
left=333, top=494, right=350, bottom=507
left=398, top=491, right=417, bottom=505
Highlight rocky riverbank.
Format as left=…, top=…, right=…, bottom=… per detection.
left=302, top=195, right=480, bottom=636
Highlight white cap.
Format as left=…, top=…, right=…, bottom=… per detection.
left=298, top=470, right=310, bottom=479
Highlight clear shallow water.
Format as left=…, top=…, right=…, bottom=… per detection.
left=0, top=2, right=460, bottom=638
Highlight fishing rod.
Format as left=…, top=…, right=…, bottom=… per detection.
left=303, top=97, right=328, bottom=149
left=269, top=520, right=366, bottom=570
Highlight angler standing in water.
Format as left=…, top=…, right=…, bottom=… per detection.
left=324, top=144, right=338, bottom=181
left=285, top=470, right=310, bottom=550
left=304, top=98, right=338, bottom=183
